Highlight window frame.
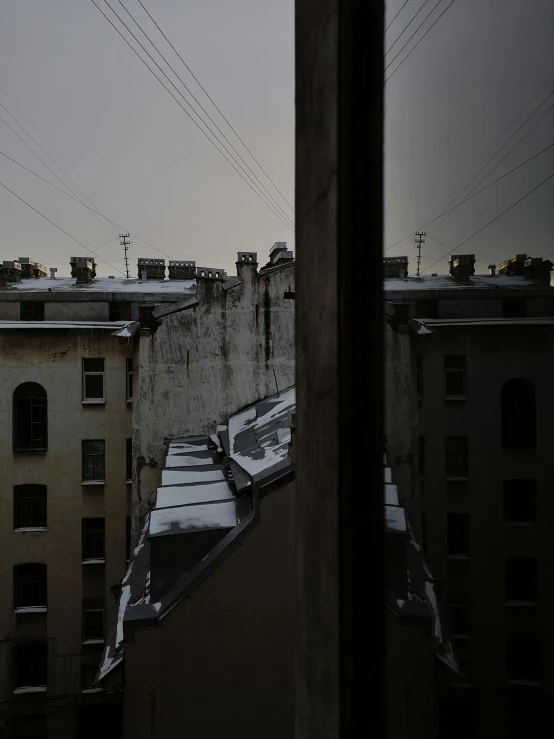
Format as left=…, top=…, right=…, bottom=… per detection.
left=445, top=436, right=469, bottom=480
left=505, top=557, right=538, bottom=605
left=13, top=642, right=48, bottom=692
left=501, top=378, right=536, bottom=450
left=13, top=563, right=47, bottom=613
left=506, top=632, right=541, bottom=683
left=13, top=484, right=47, bottom=531
left=449, top=593, right=471, bottom=638
left=82, top=518, right=105, bottom=563
left=20, top=301, right=45, bottom=322
left=82, top=358, right=106, bottom=404
left=126, top=438, right=133, bottom=483
left=82, top=599, right=105, bottom=643
left=82, top=440, right=106, bottom=484
left=447, top=513, right=471, bottom=558
left=126, top=358, right=133, bottom=403
left=13, top=383, right=48, bottom=452
left=503, top=479, right=537, bottom=525
left=444, top=355, right=467, bottom=400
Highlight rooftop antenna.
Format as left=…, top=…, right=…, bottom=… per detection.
left=414, top=231, right=426, bottom=277
left=120, top=233, right=130, bottom=278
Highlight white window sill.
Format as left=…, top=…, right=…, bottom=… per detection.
left=444, top=396, right=467, bottom=401
left=505, top=521, right=536, bottom=527
left=126, top=399, right=133, bottom=405
left=508, top=679, right=541, bottom=687
left=126, top=479, right=132, bottom=484
left=505, top=600, right=537, bottom=608
left=14, top=606, right=47, bottom=614
left=14, top=527, right=47, bottom=533
left=445, top=477, right=469, bottom=482
left=82, top=688, right=104, bottom=694
left=82, top=480, right=105, bottom=486
left=81, top=559, right=105, bottom=565
left=447, top=554, right=470, bottom=561
left=82, top=400, right=105, bottom=405
left=13, top=686, right=47, bottom=695
left=82, top=639, right=105, bottom=645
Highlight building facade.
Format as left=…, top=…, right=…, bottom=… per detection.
left=385, top=254, right=554, bottom=738
left=0, top=246, right=295, bottom=739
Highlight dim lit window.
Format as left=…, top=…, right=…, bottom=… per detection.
left=13, top=485, right=47, bottom=530
left=126, top=358, right=133, bottom=402
left=445, top=437, right=469, bottom=479
left=501, top=378, right=536, bottom=449
left=13, top=642, right=47, bottom=691
left=449, top=592, right=471, bottom=637
left=444, top=355, right=466, bottom=398
left=416, top=355, right=423, bottom=399
left=82, top=518, right=105, bottom=562
left=82, top=599, right=104, bottom=642
left=13, top=564, right=47, bottom=611
left=504, top=480, right=537, bottom=524
left=506, top=633, right=540, bottom=682
left=447, top=514, right=470, bottom=557
left=505, top=558, right=538, bottom=604
left=82, top=440, right=105, bottom=482
left=20, top=302, right=44, bottom=321
left=82, top=358, right=105, bottom=403
left=126, top=439, right=133, bottom=482
left=13, top=383, right=47, bottom=451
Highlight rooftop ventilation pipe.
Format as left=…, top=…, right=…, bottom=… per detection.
left=49, top=268, right=57, bottom=280
left=488, top=264, right=496, bottom=276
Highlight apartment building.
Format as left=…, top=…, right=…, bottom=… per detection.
left=385, top=253, right=554, bottom=738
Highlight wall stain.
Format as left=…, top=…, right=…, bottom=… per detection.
left=263, top=280, right=271, bottom=362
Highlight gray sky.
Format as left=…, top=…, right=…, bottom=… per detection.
left=0, top=1, right=552, bottom=277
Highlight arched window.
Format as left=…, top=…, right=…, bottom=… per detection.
left=13, top=383, right=47, bottom=451
left=501, top=378, right=536, bottom=450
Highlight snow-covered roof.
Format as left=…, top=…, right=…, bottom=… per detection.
left=149, top=501, right=239, bottom=537
left=411, top=316, right=554, bottom=334
left=384, top=274, right=550, bottom=292
left=1, top=276, right=196, bottom=294
left=0, top=320, right=133, bottom=330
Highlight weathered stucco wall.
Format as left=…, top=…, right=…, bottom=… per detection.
left=133, top=263, right=295, bottom=520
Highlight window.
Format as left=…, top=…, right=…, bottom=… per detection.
left=109, top=301, right=132, bottom=322
left=506, top=685, right=543, bottom=739
left=14, top=485, right=47, bottom=530
left=83, top=599, right=104, bottom=642
left=126, top=439, right=132, bottom=482
left=419, top=436, right=425, bottom=478
left=438, top=691, right=478, bottom=739
left=82, top=664, right=100, bottom=692
left=503, top=297, right=526, bottom=318
left=13, top=383, right=47, bottom=451
left=126, top=516, right=131, bottom=561
left=501, top=378, right=536, bottom=449
left=444, top=355, right=466, bottom=398
left=12, top=713, right=47, bottom=739
left=447, top=514, right=470, bottom=557
left=20, top=302, right=45, bottom=321
left=82, top=518, right=105, bottom=562
left=505, top=558, right=538, bottom=603
left=504, top=480, right=537, bottom=524
left=82, top=359, right=105, bottom=402
left=445, top=436, right=468, bottom=479
left=416, top=355, right=423, bottom=399
left=126, top=358, right=133, bottom=402
left=13, top=564, right=47, bottom=611
left=506, top=633, right=540, bottom=682
left=82, top=441, right=105, bottom=483
left=14, top=642, right=47, bottom=690
left=449, top=593, right=471, bottom=637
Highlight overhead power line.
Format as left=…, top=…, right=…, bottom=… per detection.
left=385, top=0, right=412, bottom=33
left=385, top=0, right=432, bottom=54
left=113, top=0, right=294, bottom=228
left=421, top=170, right=554, bottom=274
left=90, top=0, right=294, bottom=234
left=135, top=0, right=294, bottom=215
left=0, top=179, right=126, bottom=275
left=385, top=0, right=456, bottom=81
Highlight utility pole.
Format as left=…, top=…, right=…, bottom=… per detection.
left=414, top=231, right=426, bottom=277
left=120, top=233, right=130, bottom=278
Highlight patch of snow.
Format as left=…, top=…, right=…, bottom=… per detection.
left=149, top=501, right=238, bottom=537
left=167, top=443, right=209, bottom=455
left=3, top=276, right=195, bottom=293
left=14, top=527, right=47, bottom=533
left=155, top=481, right=234, bottom=509
left=14, top=606, right=47, bottom=614
left=209, top=433, right=222, bottom=450
left=151, top=602, right=161, bottom=612
left=277, top=427, right=291, bottom=444
left=0, top=320, right=133, bottom=330
left=96, top=653, right=123, bottom=682
left=424, top=581, right=442, bottom=642
left=161, top=468, right=225, bottom=486
left=164, top=454, right=213, bottom=468
left=385, top=483, right=399, bottom=506
left=13, top=686, right=47, bottom=695
left=385, top=505, right=407, bottom=533
left=82, top=688, right=104, bottom=694
left=82, top=639, right=105, bottom=645
left=81, top=558, right=105, bottom=565
left=384, top=468, right=392, bottom=483
left=216, top=424, right=227, bottom=432
left=116, top=585, right=132, bottom=650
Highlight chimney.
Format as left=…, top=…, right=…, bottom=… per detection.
left=383, top=256, right=409, bottom=279
left=497, top=254, right=527, bottom=276
left=138, top=258, right=166, bottom=280
left=2, top=260, right=22, bottom=283
left=19, top=258, right=47, bottom=279
left=168, top=260, right=196, bottom=280
left=523, top=257, right=553, bottom=286
left=236, top=252, right=258, bottom=277
left=73, top=258, right=94, bottom=284
left=268, top=242, right=294, bottom=267
left=141, top=272, right=147, bottom=283
left=195, top=266, right=226, bottom=281
left=70, top=256, right=97, bottom=279
left=449, top=254, right=476, bottom=281
left=488, top=264, right=496, bottom=276
left=50, top=268, right=57, bottom=280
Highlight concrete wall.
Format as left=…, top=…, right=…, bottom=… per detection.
left=45, top=302, right=109, bottom=322
left=418, top=324, right=554, bottom=735
left=0, top=328, right=131, bottom=735
left=132, top=263, right=295, bottom=522
left=123, top=481, right=295, bottom=739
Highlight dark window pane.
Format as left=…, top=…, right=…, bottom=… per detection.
left=504, top=480, right=537, bottom=523
left=450, top=594, right=471, bottom=636
left=82, top=519, right=105, bottom=560
left=506, top=633, right=540, bottom=681
left=83, top=358, right=105, bottom=373
left=126, top=439, right=132, bottom=481
left=83, top=600, right=104, bottom=641
left=447, top=514, right=470, bottom=556
left=444, top=355, right=465, bottom=369
left=84, top=374, right=104, bottom=400
left=14, top=642, right=47, bottom=688
left=445, top=437, right=469, bottom=478
left=20, top=302, right=45, bottom=321
left=438, top=690, right=478, bottom=739
left=501, top=379, right=536, bottom=449
left=82, top=441, right=105, bottom=482
left=505, top=558, right=538, bottom=602
left=503, top=298, right=526, bottom=318
left=14, top=564, right=47, bottom=609
left=13, top=383, right=47, bottom=450
left=14, top=485, right=47, bottom=529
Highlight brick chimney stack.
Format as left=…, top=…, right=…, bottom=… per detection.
left=449, top=254, right=476, bottom=281
left=168, top=260, right=195, bottom=280
left=138, top=259, right=166, bottom=280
